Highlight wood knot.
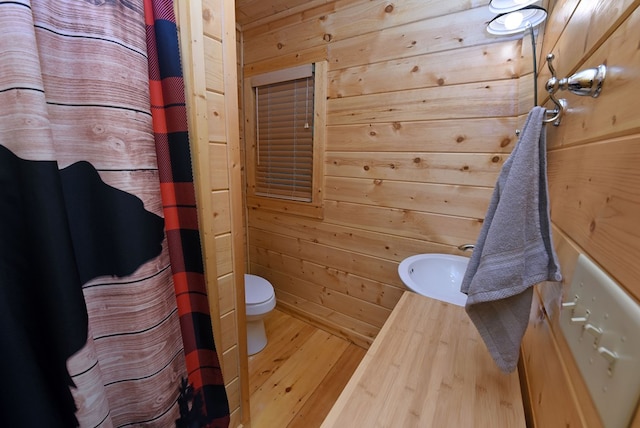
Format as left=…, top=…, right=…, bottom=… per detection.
left=319, top=15, right=327, bottom=21
left=456, top=136, right=465, bottom=143
left=500, top=137, right=511, bottom=147
left=369, top=131, right=377, bottom=136
left=373, top=179, right=383, bottom=185
left=385, top=4, right=394, bottom=13
left=492, top=156, right=500, bottom=163
left=323, top=33, right=333, bottom=42
left=363, top=165, right=370, bottom=171
left=437, top=78, right=445, bottom=86
left=276, top=42, right=284, bottom=50
left=590, top=220, right=596, bottom=232
left=392, top=122, right=401, bottom=130
left=202, top=9, right=211, bottom=21
left=411, top=65, right=419, bottom=73
left=413, top=157, right=421, bottom=163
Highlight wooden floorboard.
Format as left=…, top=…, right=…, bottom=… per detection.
left=248, top=309, right=366, bottom=428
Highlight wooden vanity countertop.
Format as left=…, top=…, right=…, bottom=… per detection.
left=321, top=291, right=526, bottom=427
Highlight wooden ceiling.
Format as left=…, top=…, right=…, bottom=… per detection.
left=235, top=0, right=330, bottom=28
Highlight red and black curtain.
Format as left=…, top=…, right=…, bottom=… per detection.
left=144, top=1, right=230, bottom=426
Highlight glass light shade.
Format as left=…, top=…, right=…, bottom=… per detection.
left=489, top=0, right=539, bottom=14
left=504, top=11, right=524, bottom=30
left=486, top=6, right=547, bottom=35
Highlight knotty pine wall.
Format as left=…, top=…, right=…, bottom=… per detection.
left=520, top=1, right=640, bottom=427
left=239, top=0, right=525, bottom=347
left=176, top=1, right=249, bottom=426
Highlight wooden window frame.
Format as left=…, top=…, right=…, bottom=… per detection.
left=244, top=61, right=326, bottom=218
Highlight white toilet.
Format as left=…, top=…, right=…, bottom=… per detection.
left=244, top=274, right=276, bottom=355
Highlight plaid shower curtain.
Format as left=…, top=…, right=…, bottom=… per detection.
left=144, top=0, right=230, bottom=426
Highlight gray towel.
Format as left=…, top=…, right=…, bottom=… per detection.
left=460, top=106, right=562, bottom=373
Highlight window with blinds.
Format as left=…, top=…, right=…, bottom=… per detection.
left=254, top=66, right=314, bottom=202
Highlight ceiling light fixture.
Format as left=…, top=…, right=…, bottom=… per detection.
left=489, top=0, right=538, bottom=14
left=486, top=5, right=547, bottom=35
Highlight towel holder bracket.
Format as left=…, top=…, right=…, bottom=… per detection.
left=543, top=97, right=567, bottom=127
left=542, top=53, right=607, bottom=126
left=546, top=54, right=606, bottom=98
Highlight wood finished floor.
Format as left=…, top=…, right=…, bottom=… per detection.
left=248, top=309, right=366, bottom=428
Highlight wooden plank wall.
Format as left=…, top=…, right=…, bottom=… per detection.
left=520, top=0, right=640, bottom=426
left=240, top=0, right=524, bottom=347
left=175, top=1, right=249, bottom=426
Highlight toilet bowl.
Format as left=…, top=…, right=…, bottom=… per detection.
left=245, top=274, right=276, bottom=355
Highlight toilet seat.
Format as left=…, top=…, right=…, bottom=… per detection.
left=245, top=274, right=275, bottom=317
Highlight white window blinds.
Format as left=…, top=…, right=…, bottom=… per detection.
left=254, top=66, right=314, bottom=202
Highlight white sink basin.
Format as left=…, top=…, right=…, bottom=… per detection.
left=398, top=254, right=469, bottom=306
